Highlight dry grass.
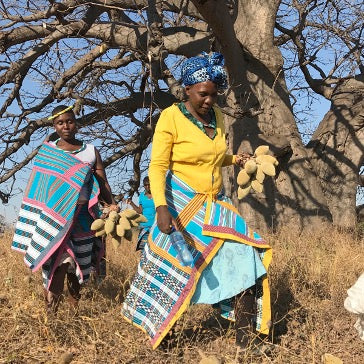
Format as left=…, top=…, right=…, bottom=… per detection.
left=0, top=227, right=363, bottom=363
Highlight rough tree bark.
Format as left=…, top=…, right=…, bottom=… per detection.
left=193, top=0, right=332, bottom=232
left=0, top=1, right=362, bottom=230
left=307, top=76, right=364, bottom=228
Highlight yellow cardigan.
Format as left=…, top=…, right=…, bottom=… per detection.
left=149, top=103, right=236, bottom=207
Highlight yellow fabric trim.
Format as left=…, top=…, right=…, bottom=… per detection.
left=122, top=314, right=149, bottom=336
left=218, top=199, right=240, bottom=214
left=203, top=197, right=273, bottom=334
left=48, top=105, right=74, bottom=120
left=202, top=228, right=270, bottom=249
left=259, top=276, right=271, bottom=334
left=152, top=238, right=225, bottom=349
left=203, top=199, right=271, bottom=248
left=148, top=233, right=192, bottom=274
left=258, top=245, right=273, bottom=334
left=147, top=193, right=208, bottom=274
left=136, top=188, right=272, bottom=347
left=204, top=195, right=213, bottom=225
left=176, top=193, right=206, bottom=230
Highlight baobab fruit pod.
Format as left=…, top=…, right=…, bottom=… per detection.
left=123, top=229, right=133, bottom=242
left=95, top=229, right=106, bottom=237
left=111, top=237, right=121, bottom=249
left=104, top=219, right=116, bottom=235
left=256, top=154, right=279, bottom=166
left=90, top=219, right=105, bottom=231
left=102, top=207, right=110, bottom=215
left=134, top=214, right=148, bottom=223
left=237, top=169, right=251, bottom=186
left=244, top=160, right=258, bottom=174
left=255, top=165, right=265, bottom=184
left=251, top=179, right=264, bottom=193
left=260, top=162, right=276, bottom=177
left=119, top=215, right=132, bottom=230
left=116, top=224, right=125, bottom=238
left=254, top=145, right=269, bottom=156
left=129, top=219, right=139, bottom=227
left=108, top=210, right=119, bottom=222
left=238, top=183, right=251, bottom=199
left=122, top=209, right=139, bottom=219
left=99, top=43, right=107, bottom=54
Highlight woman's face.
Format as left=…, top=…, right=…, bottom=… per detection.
left=53, top=112, right=77, bottom=141
left=144, top=179, right=151, bottom=194
left=185, top=81, right=218, bottom=115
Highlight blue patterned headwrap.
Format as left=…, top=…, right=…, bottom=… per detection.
left=180, top=52, right=228, bottom=89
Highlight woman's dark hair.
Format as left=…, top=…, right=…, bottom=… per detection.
left=51, top=105, right=75, bottom=117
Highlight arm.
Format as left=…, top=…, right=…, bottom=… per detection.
left=93, top=148, right=119, bottom=211
left=222, top=154, right=236, bottom=166
left=222, top=153, right=252, bottom=167
left=149, top=109, right=175, bottom=207
left=149, top=109, right=177, bottom=233
left=127, top=198, right=142, bottom=214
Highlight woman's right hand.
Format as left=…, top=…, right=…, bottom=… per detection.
left=156, top=205, right=176, bottom=234
left=235, top=153, right=253, bottom=168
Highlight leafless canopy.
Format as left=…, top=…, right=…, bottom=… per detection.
left=0, top=0, right=211, bottom=199
left=0, top=0, right=363, bottom=206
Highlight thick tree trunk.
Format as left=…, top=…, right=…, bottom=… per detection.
left=193, top=0, right=332, bottom=232
left=307, top=76, right=364, bottom=228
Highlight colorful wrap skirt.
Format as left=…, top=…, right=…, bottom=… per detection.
left=121, top=172, right=272, bottom=349
left=11, top=142, right=102, bottom=290
left=41, top=204, right=104, bottom=289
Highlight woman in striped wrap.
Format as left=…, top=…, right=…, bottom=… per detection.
left=122, top=52, right=273, bottom=353
left=12, top=105, right=119, bottom=313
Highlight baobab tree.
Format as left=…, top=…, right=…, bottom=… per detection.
left=0, top=0, right=363, bottom=231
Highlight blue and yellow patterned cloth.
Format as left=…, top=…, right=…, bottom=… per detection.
left=180, top=52, right=228, bottom=89
left=122, top=172, right=271, bottom=349
left=191, top=239, right=266, bottom=305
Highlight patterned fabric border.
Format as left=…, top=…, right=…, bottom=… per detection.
left=122, top=172, right=272, bottom=349
left=41, top=204, right=104, bottom=288
left=12, top=142, right=100, bottom=273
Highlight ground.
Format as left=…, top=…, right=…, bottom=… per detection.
left=0, top=228, right=363, bottom=363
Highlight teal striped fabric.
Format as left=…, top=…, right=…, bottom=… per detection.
left=122, top=172, right=269, bottom=349
left=12, top=142, right=100, bottom=273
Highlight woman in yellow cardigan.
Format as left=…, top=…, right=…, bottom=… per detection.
left=122, top=52, right=272, bottom=353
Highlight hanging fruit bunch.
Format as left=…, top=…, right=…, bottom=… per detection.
left=91, top=209, right=147, bottom=248
left=237, top=145, right=279, bottom=199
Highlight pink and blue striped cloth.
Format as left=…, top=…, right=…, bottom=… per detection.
left=12, top=142, right=101, bottom=288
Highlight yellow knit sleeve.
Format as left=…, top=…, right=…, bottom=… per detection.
left=149, top=108, right=175, bottom=207
left=222, top=154, right=236, bottom=166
